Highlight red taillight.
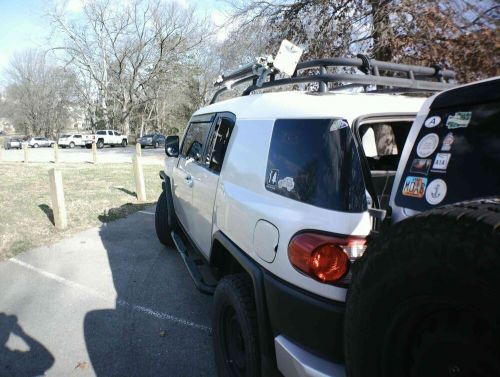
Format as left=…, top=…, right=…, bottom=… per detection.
left=288, top=233, right=366, bottom=284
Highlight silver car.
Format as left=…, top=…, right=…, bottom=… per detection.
left=4, top=138, right=23, bottom=149
left=28, top=137, right=55, bottom=148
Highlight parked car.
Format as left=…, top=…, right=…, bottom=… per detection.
left=138, top=133, right=165, bottom=149
left=28, top=137, right=55, bottom=148
left=83, top=130, right=128, bottom=149
left=155, top=54, right=455, bottom=377
left=4, top=137, right=22, bottom=149
left=345, top=77, right=500, bottom=377
left=58, top=134, right=85, bottom=148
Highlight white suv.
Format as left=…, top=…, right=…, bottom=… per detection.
left=58, top=134, right=85, bottom=148
left=155, top=56, right=455, bottom=377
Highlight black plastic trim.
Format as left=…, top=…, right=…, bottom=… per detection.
left=212, top=231, right=280, bottom=377
left=431, top=77, right=500, bottom=109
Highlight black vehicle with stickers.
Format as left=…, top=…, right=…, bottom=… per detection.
left=345, top=77, right=500, bottom=377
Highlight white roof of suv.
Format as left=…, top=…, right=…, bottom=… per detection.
left=195, top=91, right=426, bottom=122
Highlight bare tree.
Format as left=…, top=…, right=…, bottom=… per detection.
left=49, top=0, right=209, bottom=135
left=3, top=49, right=77, bottom=137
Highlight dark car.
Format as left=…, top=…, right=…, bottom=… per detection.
left=138, top=133, right=165, bottom=149
left=4, top=138, right=22, bottom=149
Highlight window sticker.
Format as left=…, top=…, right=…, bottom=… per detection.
left=425, top=179, right=447, bottom=205
left=278, top=177, right=295, bottom=192
left=441, top=132, right=454, bottom=151
left=446, top=112, right=472, bottom=129
left=409, top=158, right=432, bottom=175
left=330, top=120, right=349, bottom=132
left=424, top=116, right=441, bottom=128
left=416, top=133, right=439, bottom=158
left=402, top=176, right=428, bottom=198
left=267, top=169, right=279, bottom=187
left=432, top=153, right=451, bottom=171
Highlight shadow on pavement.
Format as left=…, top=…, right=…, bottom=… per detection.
left=38, top=204, right=55, bottom=225
left=0, top=312, right=54, bottom=376
left=84, top=202, right=216, bottom=376
left=113, top=187, right=137, bottom=198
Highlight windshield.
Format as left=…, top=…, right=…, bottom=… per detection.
left=395, top=100, right=500, bottom=210
left=265, top=118, right=367, bottom=213
left=61, top=134, right=71, bottom=138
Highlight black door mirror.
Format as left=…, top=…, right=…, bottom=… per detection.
left=165, top=135, right=179, bottom=157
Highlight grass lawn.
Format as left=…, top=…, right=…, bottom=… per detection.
left=0, top=162, right=163, bottom=260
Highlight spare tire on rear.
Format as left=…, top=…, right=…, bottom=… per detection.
left=345, top=199, right=500, bottom=377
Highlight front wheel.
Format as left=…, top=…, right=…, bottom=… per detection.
left=33, top=143, right=39, bottom=148
left=69, top=142, right=75, bottom=148
left=97, top=140, right=104, bottom=149
left=155, top=188, right=177, bottom=246
left=213, top=274, right=260, bottom=377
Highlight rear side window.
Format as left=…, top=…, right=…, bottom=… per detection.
left=395, top=100, right=500, bottom=211
left=181, top=122, right=212, bottom=158
left=205, top=117, right=234, bottom=173
left=265, top=119, right=367, bottom=212
left=74, top=135, right=82, bottom=138
left=97, top=131, right=106, bottom=135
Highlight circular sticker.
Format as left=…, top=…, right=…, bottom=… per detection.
left=424, top=116, right=441, bottom=128
left=425, top=179, right=447, bottom=205
left=416, top=133, right=439, bottom=158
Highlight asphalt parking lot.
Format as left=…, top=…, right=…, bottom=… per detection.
left=0, top=145, right=165, bottom=164
left=0, top=206, right=216, bottom=377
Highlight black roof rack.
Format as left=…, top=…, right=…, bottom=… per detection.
left=211, top=55, right=456, bottom=104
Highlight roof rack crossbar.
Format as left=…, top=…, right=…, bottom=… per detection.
left=211, top=56, right=456, bottom=104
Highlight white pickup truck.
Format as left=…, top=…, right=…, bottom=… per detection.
left=83, top=130, right=128, bottom=149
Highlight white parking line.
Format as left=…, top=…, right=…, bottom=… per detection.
left=9, top=257, right=211, bottom=333
left=138, top=211, right=155, bottom=215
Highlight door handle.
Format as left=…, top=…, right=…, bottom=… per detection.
left=184, top=175, right=193, bottom=188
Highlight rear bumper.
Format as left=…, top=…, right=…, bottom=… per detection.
left=275, top=336, right=346, bottom=377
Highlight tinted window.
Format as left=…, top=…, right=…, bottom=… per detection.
left=74, top=135, right=82, bottom=138
left=114, top=131, right=121, bottom=136
left=108, top=131, right=113, bottom=136
left=181, top=122, right=212, bottom=159
left=395, top=100, right=500, bottom=211
left=205, top=117, right=234, bottom=173
left=97, top=131, right=106, bottom=135
left=61, top=134, right=71, bottom=138
left=266, top=119, right=367, bottom=212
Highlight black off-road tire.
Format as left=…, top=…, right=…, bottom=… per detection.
left=213, top=274, right=260, bottom=377
left=97, top=140, right=104, bottom=149
left=121, top=139, right=127, bottom=147
left=69, top=142, right=75, bottom=148
left=154, top=183, right=177, bottom=246
left=345, top=199, right=500, bottom=377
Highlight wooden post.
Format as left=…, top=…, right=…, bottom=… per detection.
left=92, top=142, right=97, bottom=164
left=23, top=144, right=28, bottom=163
left=0, top=145, right=3, bottom=161
left=53, top=143, right=59, bottom=164
left=132, top=154, right=146, bottom=202
left=135, top=142, right=142, bottom=156
left=48, top=169, right=68, bottom=230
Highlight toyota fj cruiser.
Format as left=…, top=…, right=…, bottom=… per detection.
left=345, top=77, right=500, bottom=377
left=155, top=51, right=456, bottom=377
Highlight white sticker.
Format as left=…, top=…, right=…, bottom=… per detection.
left=426, top=179, right=447, bottom=205
left=278, top=177, right=295, bottom=192
left=330, top=120, right=349, bottom=132
left=424, top=116, right=441, bottom=128
left=416, top=133, right=439, bottom=158
left=441, top=132, right=454, bottom=151
left=432, top=153, right=451, bottom=170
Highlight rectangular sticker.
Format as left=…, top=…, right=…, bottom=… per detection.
left=402, top=176, right=428, bottom=198
left=266, top=169, right=279, bottom=188
left=446, top=112, right=472, bottom=129
left=432, top=153, right=451, bottom=171
left=409, top=158, right=432, bottom=175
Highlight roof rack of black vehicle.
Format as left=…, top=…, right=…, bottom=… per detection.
left=210, top=55, right=456, bottom=104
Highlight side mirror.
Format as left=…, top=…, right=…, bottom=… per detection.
left=165, top=135, right=179, bottom=157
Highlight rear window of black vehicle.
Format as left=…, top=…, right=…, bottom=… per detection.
left=265, top=119, right=367, bottom=212
left=181, top=122, right=211, bottom=158
left=395, top=100, right=500, bottom=211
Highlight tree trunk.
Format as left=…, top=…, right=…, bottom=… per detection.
left=369, top=0, right=394, bottom=62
